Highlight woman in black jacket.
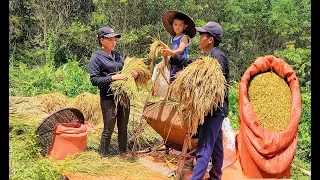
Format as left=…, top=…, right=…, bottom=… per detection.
left=88, top=26, right=138, bottom=159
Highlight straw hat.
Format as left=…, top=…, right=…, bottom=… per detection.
left=162, top=10, right=196, bottom=38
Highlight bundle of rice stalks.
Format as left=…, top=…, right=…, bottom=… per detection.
left=36, top=92, right=71, bottom=114
left=149, top=37, right=163, bottom=61
left=167, top=56, right=227, bottom=137
left=110, top=57, right=151, bottom=108
left=134, top=61, right=152, bottom=87
left=69, top=92, right=102, bottom=125
left=149, top=37, right=170, bottom=73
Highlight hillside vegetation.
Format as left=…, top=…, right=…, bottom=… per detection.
left=9, top=0, right=310, bottom=179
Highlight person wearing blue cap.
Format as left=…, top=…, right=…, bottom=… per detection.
left=88, top=26, right=139, bottom=159
left=160, top=21, right=229, bottom=180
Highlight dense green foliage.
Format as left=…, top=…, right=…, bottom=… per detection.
left=9, top=60, right=98, bottom=97
left=9, top=119, right=65, bottom=180
left=9, top=0, right=310, bottom=179
left=10, top=0, right=310, bottom=84
left=297, top=92, right=311, bottom=163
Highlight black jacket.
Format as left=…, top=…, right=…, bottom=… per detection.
left=170, top=46, right=229, bottom=117
left=88, top=49, right=124, bottom=100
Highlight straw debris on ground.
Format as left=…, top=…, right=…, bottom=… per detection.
left=54, top=150, right=171, bottom=179
left=110, top=57, right=151, bottom=108
left=248, top=71, right=291, bottom=130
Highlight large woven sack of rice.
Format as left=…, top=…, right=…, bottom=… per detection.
left=236, top=55, right=301, bottom=178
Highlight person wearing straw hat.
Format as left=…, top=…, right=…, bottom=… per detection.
left=88, top=26, right=139, bottom=159
left=160, top=21, right=229, bottom=180
left=161, top=10, right=196, bottom=83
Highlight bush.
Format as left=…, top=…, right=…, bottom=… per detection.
left=228, top=80, right=240, bottom=130
left=9, top=60, right=98, bottom=98
left=53, top=60, right=98, bottom=98
left=296, top=92, right=311, bottom=163
left=9, top=62, right=56, bottom=96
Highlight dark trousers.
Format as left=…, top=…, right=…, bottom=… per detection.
left=190, top=113, right=224, bottom=180
left=99, top=98, right=130, bottom=157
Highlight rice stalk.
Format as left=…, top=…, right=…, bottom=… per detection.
left=134, top=60, right=152, bottom=87
left=110, top=57, right=151, bottom=108
left=149, top=37, right=163, bottom=61
left=149, top=37, right=170, bottom=74
left=167, top=56, right=227, bottom=141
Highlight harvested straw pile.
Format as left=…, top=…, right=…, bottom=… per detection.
left=110, top=57, right=151, bottom=108
left=36, top=92, right=70, bottom=114
left=167, top=56, right=226, bottom=137
left=9, top=96, right=47, bottom=117
left=248, top=71, right=291, bottom=130
left=9, top=96, right=48, bottom=126
left=70, top=92, right=102, bottom=125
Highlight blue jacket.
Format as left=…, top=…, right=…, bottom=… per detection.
left=88, top=49, right=124, bottom=100
left=169, top=46, right=229, bottom=117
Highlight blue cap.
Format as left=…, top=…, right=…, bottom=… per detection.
left=97, top=27, right=121, bottom=39
left=196, top=21, right=223, bottom=42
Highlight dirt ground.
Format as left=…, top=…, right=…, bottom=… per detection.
left=64, top=145, right=245, bottom=180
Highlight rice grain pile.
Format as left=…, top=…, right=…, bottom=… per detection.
left=248, top=71, right=291, bottom=130
left=110, top=57, right=151, bottom=108
left=167, top=56, right=226, bottom=137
